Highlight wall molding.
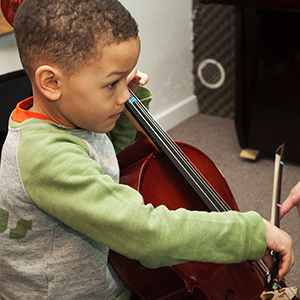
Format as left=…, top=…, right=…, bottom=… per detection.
left=153, top=94, right=199, bottom=131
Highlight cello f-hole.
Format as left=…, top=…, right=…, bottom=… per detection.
left=226, top=290, right=237, bottom=299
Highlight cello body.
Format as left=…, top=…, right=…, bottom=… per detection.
left=109, top=132, right=267, bottom=300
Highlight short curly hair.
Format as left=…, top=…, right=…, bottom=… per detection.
left=14, top=0, right=139, bottom=78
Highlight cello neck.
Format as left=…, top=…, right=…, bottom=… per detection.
left=126, top=89, right=230, bottom=213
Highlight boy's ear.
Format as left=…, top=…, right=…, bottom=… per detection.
left=35, top=65, right=62, bottom=101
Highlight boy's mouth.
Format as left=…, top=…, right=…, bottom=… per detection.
left=109, top=112, right=122, bottom=120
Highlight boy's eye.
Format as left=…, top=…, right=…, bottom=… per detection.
left=108, top=80, right=118, bottom=89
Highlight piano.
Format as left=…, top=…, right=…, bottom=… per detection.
left=198, top=0, right=300, bottom=161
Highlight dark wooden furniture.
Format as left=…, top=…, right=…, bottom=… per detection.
left=199, top=0, right=300, bottom=12
left=198, top=0, right=300, bottom=161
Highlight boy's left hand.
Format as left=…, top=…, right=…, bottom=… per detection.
left=127, top=67, right=149, bottom=93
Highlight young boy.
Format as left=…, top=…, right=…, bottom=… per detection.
left=0, top=0, right=294, bottom=299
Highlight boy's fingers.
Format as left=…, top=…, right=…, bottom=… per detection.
left=278, top=248, right=294, bottom=279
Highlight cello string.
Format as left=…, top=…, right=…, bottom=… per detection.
left=129, top=99, right=225, bottom=211
left=133, top=98, right=229, bottom=211
left=130, top=97, right=229, bottom=212
left=127, top=93, right=229, bottom=212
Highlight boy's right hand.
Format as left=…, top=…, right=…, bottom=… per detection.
left=262, top=218, right=294, bottom=280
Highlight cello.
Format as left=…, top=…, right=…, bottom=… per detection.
left=1, top=2, right=298, bottom=298
left=108, top=90, right=298, bottom=299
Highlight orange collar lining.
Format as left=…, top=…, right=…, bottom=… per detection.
left=11, top=97, right=57, bottom=124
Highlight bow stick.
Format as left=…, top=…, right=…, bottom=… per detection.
left=261, top=144, right=298, bottom=299
left=265, top=143, right=285, bottom=291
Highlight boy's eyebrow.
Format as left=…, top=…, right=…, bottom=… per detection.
left=106, top=70, right=130, bottom=77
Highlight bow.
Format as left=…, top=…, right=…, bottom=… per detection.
left=261, top=144, right=298, bottom=299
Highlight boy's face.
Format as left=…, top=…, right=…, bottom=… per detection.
left=55, top=37, right=140, bottom=133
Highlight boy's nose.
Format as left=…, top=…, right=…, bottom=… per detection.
left=117, top=88, right=131, bottom=105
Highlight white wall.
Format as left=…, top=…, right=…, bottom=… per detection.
left=120, top=0, right=198, bottom=130
left=0, top=32, right=22, bottom=74
left=0, top=0, right=198, bottom=130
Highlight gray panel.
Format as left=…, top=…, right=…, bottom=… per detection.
left=192, top=1, right=235, bottom=118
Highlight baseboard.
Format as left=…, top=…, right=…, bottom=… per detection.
left=152, top=94, right=199, bottom=132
